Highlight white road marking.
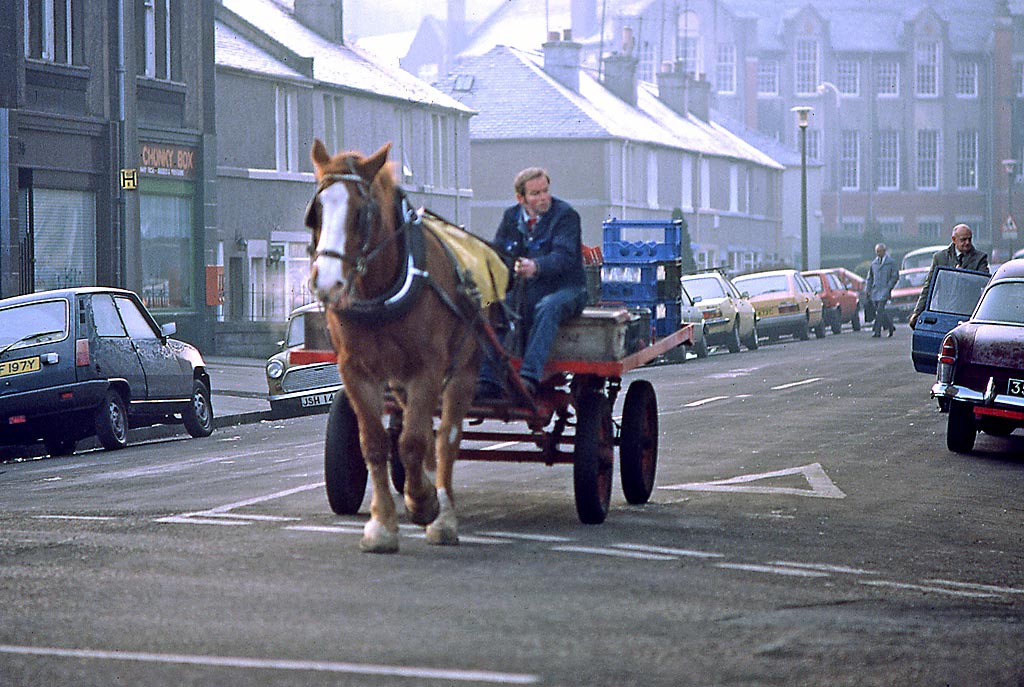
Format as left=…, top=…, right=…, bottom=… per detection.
left=770, top=377, right=822, bottom=390
left=683, top=396, right=730, bottom=408
left=716, top=563, right=830, bottom=578
left=859, top=580, right=999, bottom=599
left=0, top=644, right=539, bottom=684
left=921, top=579, right=1024, bottom=596
left=769, top=561, right=878, bottom=575
left=199, top=513, right=300, bottom=522
left=659, top=462, right=846, bottom=499
left=477, top=531, right=574, bottom=542
left=33, top=515, right=115, bottom=521
left=286, top=524, right=512, bottom=546
left=612, top=543, right=724, bottom=559
left=551, top=545, right=677, bottom=561
left=286, top=524, right=365, bottom=535
left=154, top=516, right=251, bottom=526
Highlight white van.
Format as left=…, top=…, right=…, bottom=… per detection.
left=900, top=245, right=946, bottom=270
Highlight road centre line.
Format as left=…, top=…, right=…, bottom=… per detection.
left=551, top=545, right=677, bottom=561
left=716, top=563, right=830, bottom=578
left=921, top=579, right=1024, bottom=595
left=859, top=580, right=998, bottom=599
left=0, top=644, right=539, bottom=684
left=769, top=561, right=879, bottom=575
left=477, top=531, right=574, bottom=542
left=770, top=377, right=822, bottom=390
left=33, top=515, right=115, bottom=521
left=612, top=543, right=724, bottom=559
left=684, top=396, right=730, bottom=408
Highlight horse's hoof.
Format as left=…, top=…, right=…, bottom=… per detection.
left=406, top=491, right=440, bottom=527
left=360, top=519, right=399, bottom=554
left=425, top=521, right=459, bottom=546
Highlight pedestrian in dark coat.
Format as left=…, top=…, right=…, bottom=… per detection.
left=866, top=243, right=899, bottom=337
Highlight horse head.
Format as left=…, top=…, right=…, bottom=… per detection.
left=306, top=140, right=397, bottom=307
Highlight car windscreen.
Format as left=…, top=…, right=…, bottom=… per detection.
left=973, top=282, right=1024, bottom=324
left=926, top=269, right=990, bottom=316
left=897, top=271, right=929, bottom=288
left=682, top=277, right=726, bottom=300
left=803, top=274, right=824, bottom=292
left=285, top=314, right=305, bottom=348
left=734, top=275, right=788, bottom=297
left=0, top=299, right=69, bottom=352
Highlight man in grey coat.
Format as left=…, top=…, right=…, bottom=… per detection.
left=865, top=243, right=899, bottom=338
left=908, top=223, right=989, bottom=328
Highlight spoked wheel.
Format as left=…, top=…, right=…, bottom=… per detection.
left=94, top=389, right=129, bottom=450
left=619, top=380, right=658, bottom=505
left=573, top=391, right=614, bottom=524
left=324, top=392, right=368, bottom=514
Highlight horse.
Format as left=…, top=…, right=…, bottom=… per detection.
left=306, top=140, right=499, bottom=553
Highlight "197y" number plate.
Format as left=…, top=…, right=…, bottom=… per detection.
left=0, top=356, right=41, bottom=377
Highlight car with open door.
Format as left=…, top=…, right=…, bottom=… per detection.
left=910, top=266, right=990, bottom=375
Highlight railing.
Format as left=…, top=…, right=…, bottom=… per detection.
left=246, top=286, right=313, bottom=322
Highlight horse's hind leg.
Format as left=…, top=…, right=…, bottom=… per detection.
left=397, top=393, right=440, bottom=527
left=348, top=383, right=399, bottom=553
left=426, top=381, right=472, bottom=545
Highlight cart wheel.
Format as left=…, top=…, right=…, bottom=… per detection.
left=573, top=392, right=614, bottom=524
left=324, top=392, right=368, bottom=515
left=620, top=380, right=658, bottom=505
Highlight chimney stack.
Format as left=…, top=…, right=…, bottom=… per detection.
left=657, top=61, right=711, bottom=121
left=543, top=30, right=582, bottom=92
left=602, top=27, right=638, bottom=105
left=294, top=0, right=343, bottom=43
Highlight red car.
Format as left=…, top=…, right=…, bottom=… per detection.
left=802, top=269, right=861, bottom=334
left=889, top=267, right=930, bottom=322
left=932, top=259, right=1024, bottom=453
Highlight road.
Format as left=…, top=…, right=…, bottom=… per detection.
left=1, top=328, right=1022, bottom=686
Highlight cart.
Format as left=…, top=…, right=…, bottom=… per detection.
left=292, top=307, right=694, bottom=525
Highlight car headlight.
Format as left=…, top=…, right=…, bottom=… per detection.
left=266, top=359, right=285, bottom=380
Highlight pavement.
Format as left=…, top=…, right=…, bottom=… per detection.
left=203, top=355, right=276, bottom=427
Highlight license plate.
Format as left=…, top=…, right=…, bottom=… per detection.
left=300, top=391, right=335, bottom=408
left=0, top=356, right=41, bottom=377
left=1008, top=379, right=1024, bottom=397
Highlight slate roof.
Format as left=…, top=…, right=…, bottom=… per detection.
left=215, top=22, right=308, bottom=80
left=438, top=45, right=783, bottom=169
left=219, top=0, right=473, bottom=112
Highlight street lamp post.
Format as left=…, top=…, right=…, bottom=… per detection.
left=817, top=82, right=841, bottom=235
left=1003, top=158, right=1017, bottom=258
left=792, top=106, right=813, bottom=270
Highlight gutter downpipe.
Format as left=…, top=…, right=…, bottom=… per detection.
left=116, top=0, right=127, bottom=285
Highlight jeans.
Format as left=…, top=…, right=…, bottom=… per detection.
left=480, top=285, right=587, bottom=387
left=872, top=298, right=893, bottom=334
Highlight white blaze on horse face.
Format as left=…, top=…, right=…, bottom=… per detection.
left=312, top=182, right=351, bottom=297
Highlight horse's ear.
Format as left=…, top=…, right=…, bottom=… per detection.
left=311, top=138, right=331, bottom=172
left=359, top=142, right=392, bottom=182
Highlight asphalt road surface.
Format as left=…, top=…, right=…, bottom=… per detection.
left=2, top=327, right=1022, bottom=686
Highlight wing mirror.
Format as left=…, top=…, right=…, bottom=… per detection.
left=160, top=322, right=177, bottom=339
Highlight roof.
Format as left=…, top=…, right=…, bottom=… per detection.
left=219, top=0, right=473, bottom=113
left=438, top=45, right=782, bottom=169
left=215, top=22, right=308, bottom=81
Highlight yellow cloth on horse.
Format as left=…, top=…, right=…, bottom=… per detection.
left=420, top=211, right=509, bottom=308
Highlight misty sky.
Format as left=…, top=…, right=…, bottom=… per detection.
left=345, top=0, right=508, bottom=38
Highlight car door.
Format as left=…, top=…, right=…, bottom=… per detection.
left=88, top=293, right=148, bottom=401
left=911, top=267, right=991, bottom=374
left=113, top=295, right=190, bottom=400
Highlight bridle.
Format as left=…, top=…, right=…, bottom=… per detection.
left=303, top=159, right=385, bottom=276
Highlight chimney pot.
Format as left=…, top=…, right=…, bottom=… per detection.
left=548, top=31, right=561, bottom=42
left=563, top=28, right=573, bottom=41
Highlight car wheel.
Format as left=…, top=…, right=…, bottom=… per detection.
left=946, top=401, right=977, bottom=454
left=726, top=320, right=742, bottom=353
left=694, top=332, right=710, bottom=359
left=850, top=308, right=861, bottom=331
left=183, top=379, right=215, bottom=438
left=797, top=317, right=810, bottom=341
left=94, top=389, right=129, bottom=451
left=44, top=435, right=76, bottom=457
left=831, top=308, right=843, bottom=335
left=744, top=321, right=759, bottom=350
left=813, top=317, right=826, bottom=338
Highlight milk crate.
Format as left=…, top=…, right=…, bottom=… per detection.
left=600, top=260, right=682, bottom=301
left=602, top=219, right=683, bottom=262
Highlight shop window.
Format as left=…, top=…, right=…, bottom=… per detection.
left=23, top=188, right=97, bottom=291
left=140, top=191, right=192, bottom=309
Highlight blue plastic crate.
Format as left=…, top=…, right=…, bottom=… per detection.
left=601, top=260, right=682, bottom=301
left=602, top=219, right=683, bottom=260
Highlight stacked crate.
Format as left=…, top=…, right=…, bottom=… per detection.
left=600, top=219, right=684, bottom=339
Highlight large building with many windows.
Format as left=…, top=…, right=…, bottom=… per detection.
left=1, top=0, right=218, bottom=347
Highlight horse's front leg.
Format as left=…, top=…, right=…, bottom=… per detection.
left=346, top=380, right=398, bottom=553
left=425, top=375, right=474, bottom=545
left=396, top=391, right=440, bottom=528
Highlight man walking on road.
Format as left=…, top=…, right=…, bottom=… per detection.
left=866, top=243, right=899, bottom=338
left=909, top=223, right=989, bottom=329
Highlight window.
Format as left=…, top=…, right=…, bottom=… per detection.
left=1015, top=60, right=1024, bottom=97
left=915, top=41, right=940, bottom=96
left=322, top=94, right=344, bottom=155
left=93, top=296, right=128, bottom=338
left=263, top=238, right=315, bottom=320
left=916, top=129, right=939, bottom=190
left=876, top=60, right=899, bottom=96
left=716, top=44, right=736, bottom=94
left=647, top=151, right=658, bottom=208
left=430, top=113, right=449, bottom=187
left=24, top=0, right=83, bottom=64
left=877, top=130, right=900, bottom=190
left=840, top=130, right=859, bottom=190
left=677, top=11, right=701, bottom=77
left=918, top=220, right=942, bottom=240
left=23, top=188, right=97, bottom=291
left=114, top=297, right=159, bottom=340
left=638, top=40, right=655, bottom=82
left=757, top=60, right=778, bottom=96
left=836, top=60, right=860, bottom=95
left=138, top=0, right=179, bottom=80
left=275, top=86, right=298, bottom=172
left=729, top=164, right=739, bottom=212
left=806, top=129, right=821, bottom=162
left=955, top=60, right=977, bottom=97
left=842, top=220, right=863, bottom=235
left=680, top=155, right=694, bottom=210
left=877, top=219, right=903, bottom=237
left=795, top=39, right=819, bottom=95
left=699, top=158, right=710, bottom=209
left=956, top=130, right=978, bottom=189
left=140, top=189, right=192, bottom=309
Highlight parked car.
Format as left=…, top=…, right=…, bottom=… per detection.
left=732, top=269, right=824, bottom=341
left=678, top=284, right=710, bottom=360
left=931, top=259, right=1024, bottom=453
left=910, top=266, right=990, bottom=375
left=681, top=271, right=758, bottom=352
left=831, top=267, right=865, bottom=294
left=802, top=269, right=861, bottom=334
left=266, top=303, right=342, bottom=417
left=0, top=287, right=213, bottom=455
left=901, top=245, right=946, bottom=271
left=889, top=267, right=931, bottom=323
